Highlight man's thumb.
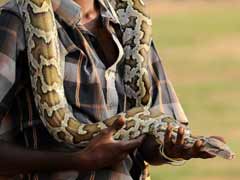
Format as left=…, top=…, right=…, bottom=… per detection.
left=112, top=116, right=125, bottom=131
left=104, top=116, right=125, bottom=137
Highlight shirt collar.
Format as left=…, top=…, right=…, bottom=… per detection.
left=98, top=0, right=120, bottom=24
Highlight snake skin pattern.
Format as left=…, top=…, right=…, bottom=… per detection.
left=17, top=0, right=235, bottom=160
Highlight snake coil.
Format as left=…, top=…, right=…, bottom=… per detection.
left=17, top=0, right=235, bottom=160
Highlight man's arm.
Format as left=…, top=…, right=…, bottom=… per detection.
left=0, top=118, right=144, bottom=177
left=0, top=140, right=78, bottom=176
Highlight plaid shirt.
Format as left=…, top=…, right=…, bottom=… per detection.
left=0, top=0, right=188, bottom=179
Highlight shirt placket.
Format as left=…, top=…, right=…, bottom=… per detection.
left=104, top=27, right=124, bottom=115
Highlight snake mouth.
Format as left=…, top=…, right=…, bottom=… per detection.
left=222, top=147, right=236, bottom=160
left=223, top=152, right=236, bottom=160
left=215, top=151, right=236, bottom=160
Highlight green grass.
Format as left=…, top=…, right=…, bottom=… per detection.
left=149, top=1, right=240, bottom=180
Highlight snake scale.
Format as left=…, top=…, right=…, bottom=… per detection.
left=17, top=0, right=235, bottom=160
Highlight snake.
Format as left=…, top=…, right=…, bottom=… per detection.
left=16, top=0, right=235, bottom=160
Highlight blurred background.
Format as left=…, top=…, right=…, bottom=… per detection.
left=147, top=0, right=240, bottom=180
left=0, top=0, right=7, bottom=6
left=0, top=0, right=239, bottom=179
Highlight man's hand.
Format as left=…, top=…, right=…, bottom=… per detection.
left=74, top=117, right=145, bottom=170
left=163, top=126, right=225, bottom=160
left=0, top=117, right=144, bottom=177
left=139, top=125, right=225, bottom=165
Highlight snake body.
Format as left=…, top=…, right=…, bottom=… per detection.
left=18, top=0, right=235, bottom=160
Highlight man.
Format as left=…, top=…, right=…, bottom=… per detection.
left=0, top=0, right=223, bottom=179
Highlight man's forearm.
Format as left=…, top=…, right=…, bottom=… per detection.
left=0, top=141, right=83, bottom=176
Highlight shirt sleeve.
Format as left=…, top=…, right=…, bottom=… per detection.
left=0, top=10, right=25, bottom=120
left=149, top=41, right=189, bottom=125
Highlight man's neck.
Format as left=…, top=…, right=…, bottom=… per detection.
left=74, top=0, right=99, bottom=24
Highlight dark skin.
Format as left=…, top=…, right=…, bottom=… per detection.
left=140, top=127, right=226, bottom=165
left=0, top=117, right=144, bottom=178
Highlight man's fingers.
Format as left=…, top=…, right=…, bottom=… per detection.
left=120, top=136, right=145, bottom=152
left=192, top=140, right=203, bottom=157
left=164, top=125, right=173, bottom=146
left=176, top=127, right=185, bottom=146
left=199, top=152, right=216, bottom=159
left=112, top=116, right=125, bottom=131
left=102, top=116, right=125, bottom=137
left=180, top=140, right=203, bottom=160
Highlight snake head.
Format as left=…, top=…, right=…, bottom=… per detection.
left=201, top=137, right=235, bottom=160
